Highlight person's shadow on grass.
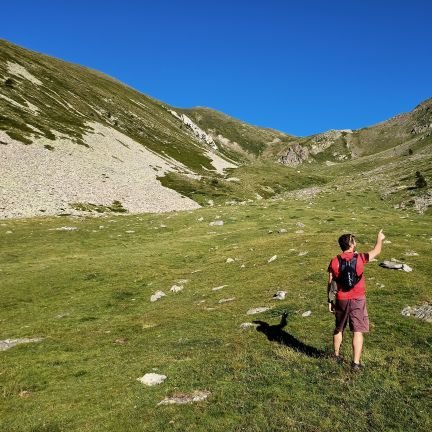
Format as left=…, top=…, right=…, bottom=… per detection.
left=253, top=313, right=325, bottom=358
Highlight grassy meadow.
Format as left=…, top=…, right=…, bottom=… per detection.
left=1, top=154, right=431, bottom=432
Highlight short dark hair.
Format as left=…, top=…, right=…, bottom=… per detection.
left=338, top=233, right=355, bottom=251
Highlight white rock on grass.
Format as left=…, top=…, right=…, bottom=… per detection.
left=170, top=285, right=183, bottom=293
left=157, top=390, right=210, bottom=405
left=298, top=251, right=308, bottom=256
left=401, top=304, right=432, bottom=322
left=405, top=251, right=419, bottom=256
left=0, top=338, right=43, bottom=351
left=240, top=322, right=258, bottom=330
left=209, top=220, right=224, bottom=226
left=272, top=291, right=287, bottom=300
left=302, top=310, right=312, bottom=317
left=226, top=258, right=235, bottom=263
left=150, top=291, right=166, bottom=302
left=268, top=255, right=277, bottom=263
left=218, top=297, right=235, bottom=304
left=212, top=285, right=227, bottom=291
left=137, top=373, right=167, bottom=386
left=48, top=226, right=78, bottom=231
left=247, top=307, right=269, bottom=315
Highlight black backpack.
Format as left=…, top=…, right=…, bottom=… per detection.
left=336, top=254, right=363, bottom=292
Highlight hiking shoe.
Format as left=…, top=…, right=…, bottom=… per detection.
left=333, top=354, right=344, bottom=364
left=351, top=362, right=365, bottom=372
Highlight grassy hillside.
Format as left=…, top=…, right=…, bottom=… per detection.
left=0, top=39, right=218, bottom=173
left=1, top=150, right=431, bottom=431
left=274, top=98, right=432, bottom=165
left=180, top=107, right=297, bottom=159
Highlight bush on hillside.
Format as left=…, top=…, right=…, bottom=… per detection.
left=4, top=78, right=15, bottom=88
left=415, top=171, right=427, bottom=188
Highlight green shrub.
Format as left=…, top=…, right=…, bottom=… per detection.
left=415, top=171, right=427, bottom=188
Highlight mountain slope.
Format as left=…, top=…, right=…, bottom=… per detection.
left=276, top=98, right=432, bottom=166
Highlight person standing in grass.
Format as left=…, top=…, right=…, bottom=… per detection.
left=327, top=230, right=385, bottom=370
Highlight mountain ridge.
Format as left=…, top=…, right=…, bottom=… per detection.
left=1, top=39, right=431, bottom=218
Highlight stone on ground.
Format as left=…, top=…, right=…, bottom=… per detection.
left=157, top=390, right=210, bottom=405
left=137, top=373, right=167, bottom=386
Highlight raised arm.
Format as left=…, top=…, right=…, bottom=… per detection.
left=368, top=229, right=385, bottom=261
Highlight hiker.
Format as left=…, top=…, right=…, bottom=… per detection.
left=327, top=229, right=385, bottom=370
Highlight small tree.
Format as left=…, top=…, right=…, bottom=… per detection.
left=4, top=78, right=15, bottom=88
left=415, top=171, right=427, bottom=188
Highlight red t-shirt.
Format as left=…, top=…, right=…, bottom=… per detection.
left=328, top=251, right=369, bottom=300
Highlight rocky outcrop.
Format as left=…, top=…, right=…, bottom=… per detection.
left=279, top=143, right=310, bottom=166
left=279, top=129, right=353, bottom=166
left=168, top=109, right=217, bottom=149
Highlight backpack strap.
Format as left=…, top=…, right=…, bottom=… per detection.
left=337, top=253, right=363, bottom=278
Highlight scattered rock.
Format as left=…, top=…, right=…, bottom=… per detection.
left=272, top=291, right=287, bottom=300
left=137, top=373, right=167, bottom=386
left=278, top=228, right=287, bottom=234
left=19, top=391, right=32, bottom=399
left=296, top=222, right=306, bottom=228
left=247, top=307, right=269, bottom=315
left=405, top=251, right=419, bottom=256
left=157, top=390, right=210, bottom=405
left=240, top=322, right=258, bottom=330
left=226, top=258, right=235, bottom=263
left=209, top=220, right=224, bottom=226
left=218, top=297, right=235, bottom=304
left=295, top=230, right=304, bottom=234
left=0, top=338, right=43, bottom=351
left=268, top=255, right=277, bottom=263
left=170, top=285, right=183, bottom=293
left=48, top=226, right=78, bottom=231
left=298, top=251, right=308, bottom=256
left=379, top=261, right=412, bottom=272
left=150, top=291, right=166, bottom=302
left=302, top=311, right=312, bottom=317
left=212, top=285, right=227, bottom=291
left=401, top=304, right=432, bottom=322
left=125, top=230, right=135, bottom=233
left=197, top=217, right=204, bottom=222
left=113, top=338, right=128, bottom=345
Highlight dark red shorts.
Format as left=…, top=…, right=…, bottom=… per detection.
left=335, top=298, right=369, bottom=333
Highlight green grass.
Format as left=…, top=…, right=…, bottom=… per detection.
left=1, top=184, right=431, bottom=431
left=158, top=161, right=329, bottom=205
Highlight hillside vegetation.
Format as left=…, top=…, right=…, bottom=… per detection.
left=1, top=164, right=431, bottom=431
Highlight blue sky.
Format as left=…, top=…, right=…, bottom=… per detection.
left=1, top=0, right=431, bottom=136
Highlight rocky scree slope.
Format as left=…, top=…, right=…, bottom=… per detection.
left=0, top=40, right=246, bottom=218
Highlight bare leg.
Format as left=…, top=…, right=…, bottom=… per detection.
left=352, top=332, right=364, bottom=364
left=333, top=331, right=343, bottom=356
